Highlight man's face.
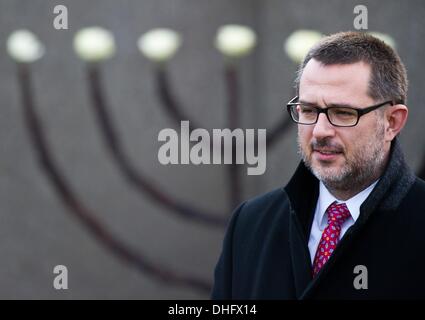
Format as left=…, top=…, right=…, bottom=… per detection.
left=297, top=59, right=389, bottom=192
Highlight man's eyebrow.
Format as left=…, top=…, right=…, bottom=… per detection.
left=298, top=99, right=318, bottom=107
left=326, top=102, right=358, bottom=108
left=298, top=99, right=357, bottom=109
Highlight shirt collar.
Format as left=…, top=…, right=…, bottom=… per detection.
left=317, top=179, right=380, bottom=230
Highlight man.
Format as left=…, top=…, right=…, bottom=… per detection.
left=211, top=31, right=425, bottom=299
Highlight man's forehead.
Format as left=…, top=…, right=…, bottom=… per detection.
left=299, top=59, right=372, bottom=105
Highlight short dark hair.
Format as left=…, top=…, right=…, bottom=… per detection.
left=295, top=31, right=407, bottom=104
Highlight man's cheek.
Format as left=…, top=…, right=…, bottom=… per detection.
left=298, top=130, right=310, bottom=146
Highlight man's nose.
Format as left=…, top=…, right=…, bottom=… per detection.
left=312, top=113, right=336, bottom=139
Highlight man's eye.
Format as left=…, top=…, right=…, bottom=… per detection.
left=334, top=109, right=356, bottom=116
left=300, top=106, right=315, bottom=113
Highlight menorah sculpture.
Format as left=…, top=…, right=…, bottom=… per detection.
left=7, top=26, right=421, bottom=295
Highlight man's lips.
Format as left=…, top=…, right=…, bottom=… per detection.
left=313, top=149, right=343, bottom=161
left=314, top=149, right=342, bottom=154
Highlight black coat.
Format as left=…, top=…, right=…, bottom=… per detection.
left=211, top=139, right=425, bottom=299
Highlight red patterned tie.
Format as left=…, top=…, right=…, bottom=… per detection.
left=312, top=201, right=351, bottom=277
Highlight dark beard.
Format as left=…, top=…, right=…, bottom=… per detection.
left=298, top=121, right=387, bottom=196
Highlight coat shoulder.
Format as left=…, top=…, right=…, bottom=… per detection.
left=402, top=177, right=425, bottom=210
left=393, top=176, right=425, bottom=223
left=244, top=187, right=287, bottom=210
left=413, top=176, right=425, bottom=191
left=233, top=187, right=290, bottom=234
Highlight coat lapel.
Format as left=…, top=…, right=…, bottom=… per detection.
left=288, top=209, right=313, bottom=298
left=285, top=162, right=318, bottom=298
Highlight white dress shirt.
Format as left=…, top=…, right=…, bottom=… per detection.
left=308, top=179, right=379, bottom=264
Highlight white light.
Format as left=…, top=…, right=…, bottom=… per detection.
left=215, top=24, right=257, bottom=58
left=138, top=28, right=182, bottom=63
left=7, top=29, right=45, bottom=63
left=284, top=30, right=323, bottom=64
left=73, top=27, right=115, bottom=62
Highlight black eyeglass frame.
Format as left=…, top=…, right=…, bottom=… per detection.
left=286, top=96, right=397, bottom=127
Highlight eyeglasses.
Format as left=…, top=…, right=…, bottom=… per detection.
left=286, top=96, right=394, bottom=127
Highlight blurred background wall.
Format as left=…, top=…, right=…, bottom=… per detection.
left=0, top=0, right=424, bottom=299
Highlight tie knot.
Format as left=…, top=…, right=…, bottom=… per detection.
left=326, top=202, right=351, bottom=226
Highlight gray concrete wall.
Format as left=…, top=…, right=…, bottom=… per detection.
left=0, top=0, right=424, bottom=299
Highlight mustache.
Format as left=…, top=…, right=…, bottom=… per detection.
left=310, top=139, right=344, bottom=153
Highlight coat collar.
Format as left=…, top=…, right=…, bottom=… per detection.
left=283, top=137, right=416, bottom=299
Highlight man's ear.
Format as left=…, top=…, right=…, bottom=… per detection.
left=384, top=104, right=408, bottom=141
